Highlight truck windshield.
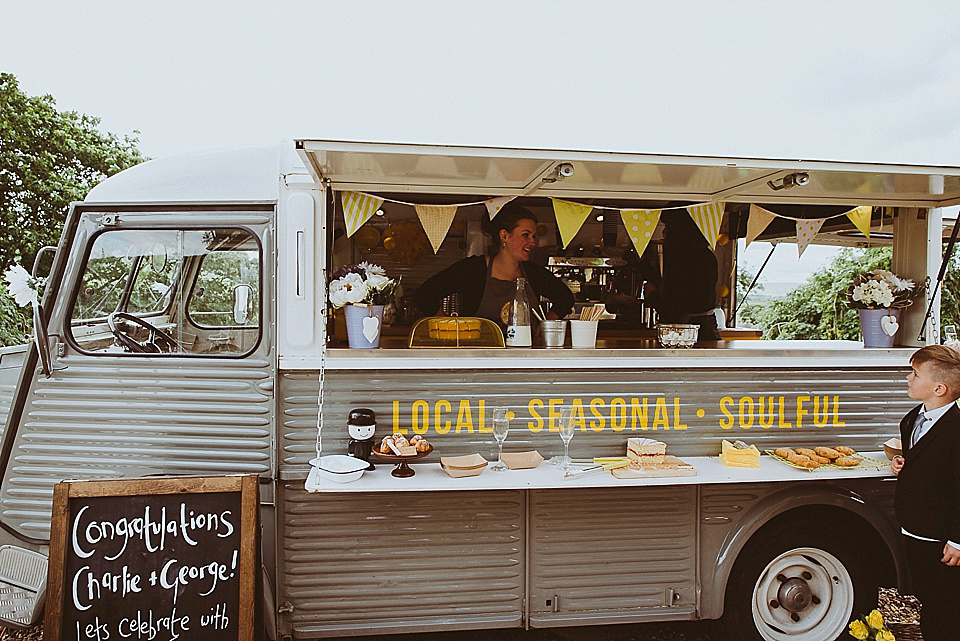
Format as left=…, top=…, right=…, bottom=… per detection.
left=68, top=228, right=261, bottom=356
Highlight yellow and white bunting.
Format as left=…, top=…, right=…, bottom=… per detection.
left=620, top=209, right=661, bottom=257
left=341, top=192, right=384, bottom=238
left=414, top=204, right=459, bottom=253
left=746, top=204, right=777, bottom=247
left=551, top=198, right=594, bottom=248
left=795, top=218, right=826, bottom=257
left=845, top=205, right=873, bottom=239
left=484, top=196, right=515, bottom=220
left=687, top=202, right=725, bottom=248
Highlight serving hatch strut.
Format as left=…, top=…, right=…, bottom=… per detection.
left=918, top=213, right=960, bottom=342
left=735, top=242, right=778, bottom=317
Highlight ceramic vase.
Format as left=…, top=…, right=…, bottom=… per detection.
left=343, top=304, right=384, bottom=348
left=859, top=308, right=901, bottom=348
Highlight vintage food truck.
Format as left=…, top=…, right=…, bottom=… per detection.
left=0, top=140, right=958, bottom=641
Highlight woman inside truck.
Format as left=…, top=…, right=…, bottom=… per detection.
left=414, top=203, right=574, bottom=327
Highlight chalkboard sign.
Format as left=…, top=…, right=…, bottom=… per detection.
left=44, top=475, right=259, bottom=641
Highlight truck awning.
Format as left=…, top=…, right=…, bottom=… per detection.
left=296, top=139, right=960, bottom=208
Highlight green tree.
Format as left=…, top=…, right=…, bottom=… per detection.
left=756, top=246, right=960, bottom=340
left=0, top=72, right=145, bottom=345
left=0, top=72, right=146, bottom=271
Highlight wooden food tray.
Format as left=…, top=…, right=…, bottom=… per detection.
left=611, top=455, right=697, bottom=479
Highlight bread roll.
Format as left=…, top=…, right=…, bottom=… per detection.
left=834, top=456, right=859, bottom=467
left=834, top=446, right=856, bottom=456
left=814, top=446, right=841, bottom=460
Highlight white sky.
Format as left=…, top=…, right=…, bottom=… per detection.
left=4, top=1, right=960, bottom=286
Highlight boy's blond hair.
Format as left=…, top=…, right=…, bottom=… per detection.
left=911, top=345, right=960, bottom=399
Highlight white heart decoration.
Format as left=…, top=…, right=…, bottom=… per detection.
left=362, top=315, right=381, bottom=342
left=880, top=315, right=899, bottom=337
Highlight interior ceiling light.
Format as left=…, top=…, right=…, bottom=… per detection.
left=767, top=172, right=810, bottom=191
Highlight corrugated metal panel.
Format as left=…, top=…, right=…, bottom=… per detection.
left=528, top=487, right=696, bottom=617
left=0, top=355, right=274, bottom=538
left=280, top=366, right=912, bottom=478
left=279, top=485, right=524, bottom=637
left=0, top=346, right=28, bottom=441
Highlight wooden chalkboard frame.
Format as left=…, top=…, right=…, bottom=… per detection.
left=44, top=475, right=259, bottom=641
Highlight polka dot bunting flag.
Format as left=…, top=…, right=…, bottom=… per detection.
left=795, top=218, right=826, bottom=257
left=620, top=209, right=662, bottom=258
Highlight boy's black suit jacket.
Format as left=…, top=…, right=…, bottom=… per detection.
left=895, top=403, right=960, bottom=542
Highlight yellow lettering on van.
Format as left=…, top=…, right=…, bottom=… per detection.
left=548, top=398, right=563, bottom=432
left=813, top=396, right=829, bottom=428
left=758, top=397, right=774, bottom=428
left=796, top=395, right=810, bottom=428
left=528, top=399, right=544, bottom=432
left=610, top=398, right=627, bottom=432
left=456, top=400, right=475, bottom=434
left=719, top=396, right=734, bottom=429
left=739, top=397, right=755, bottom=429
left=392, top=400, right=406, bottom=434
left=673, top=398, right=687, bottom=430
left=434, top=400, right=452, bottom=435
left=653, top=398, right=669, bottom=430
left=412, top=400, right=429, bottom=435
left=630, top=398, right=649, bottom=430
left=571, top=399, right=590, bottom=432
left=478, top=399, right=490, bottom=433
left=832, top=396, right=846, bottom=427
left=589, top=398, right=606, bottom=431
left=778, top=396, right=792, bottom=428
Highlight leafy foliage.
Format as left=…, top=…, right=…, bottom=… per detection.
left=754, top=246, right=960, bottom=340
left=0, top=72, right=146, bottom=273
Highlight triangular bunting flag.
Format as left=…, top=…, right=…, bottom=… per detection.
left=796, top=218, right=825, bottom=257
left=687, top=202, right=725, bottom=248
left=341, top=192, right=384, bottom=238
left=620, top=209, right=661, bottom=258
left=746, top=204, right=777, bottom=248
left=845, top=205, right=872, bottom=239
left=484, top=196, right=515, bottom=220
left=414, top=204, right=459, bottom=253
left=551, top=199, right=594, bottom=248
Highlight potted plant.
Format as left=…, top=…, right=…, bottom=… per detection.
left=328, top=262, right=398, bottom=348
left=847, top=269, right=916, bottom=348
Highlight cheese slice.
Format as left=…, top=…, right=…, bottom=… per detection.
left=719, top=439, right=760, bottom=467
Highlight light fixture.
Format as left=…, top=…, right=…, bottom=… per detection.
left=375, top=209, right=385, bottom=216
left=595, top=213, right=604, bottom=222
left=767, top=172, right=810, bottom=191
left=556, top=163, right=575, bottom=179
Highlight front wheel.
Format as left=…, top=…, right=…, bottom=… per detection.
left=724, top=529, right=878, bottom=641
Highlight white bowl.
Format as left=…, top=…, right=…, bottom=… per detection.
left=310, top=455, right=368, bottom=483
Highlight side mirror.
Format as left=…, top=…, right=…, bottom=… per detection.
left=233, top=284, right=253, bottom=325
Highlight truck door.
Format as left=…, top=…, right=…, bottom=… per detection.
left=0, top=207, right=275, bottom=542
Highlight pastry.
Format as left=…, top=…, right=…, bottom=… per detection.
left=774, top=448, right=794, bottom=459
left=627, top=437, right=666, bottom=466
left=391, top=434, right=410, bottom=447
left=786, top=452, right=820, bottom=469
left=795, top=448, right=831, bottom=464
left=834, top=456, right=859, bottom=467
left=814, top=446, right=841, bottom=460
left=379, top=436, right=394, bottom=453
left=833, top=446, right=856, bottom=456
left=415, top=439, right=431, bottom=452
left=428, top=318, right=482, bottom=340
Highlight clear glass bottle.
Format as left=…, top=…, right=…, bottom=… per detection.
left=506, top=277, right=532, bottom=347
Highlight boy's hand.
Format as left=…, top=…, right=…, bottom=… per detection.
left=891, top=455, right=905, bottom=475
left=942, top=543, right=960, bottom=566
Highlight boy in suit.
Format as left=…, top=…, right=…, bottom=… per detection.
left=891, top=345, right=960, bottom=641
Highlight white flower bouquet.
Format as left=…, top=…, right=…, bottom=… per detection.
left=328, top=262, right=398, bottom=309
left=848, top=269, right=916, bottom=310
left=3, top=265, right=44, bottom=307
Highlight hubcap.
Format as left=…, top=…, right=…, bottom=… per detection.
left=751, top=547, right=854, bottom=641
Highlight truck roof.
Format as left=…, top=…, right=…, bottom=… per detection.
left=84, top=139, right=960, bottom=207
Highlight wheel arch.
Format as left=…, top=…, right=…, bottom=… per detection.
left=701, top=482, right=905, bottom=621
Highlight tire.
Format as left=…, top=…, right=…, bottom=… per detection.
left=723, top=525, right=880, bottom=641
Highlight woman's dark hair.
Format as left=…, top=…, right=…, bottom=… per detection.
left=481, top=203, right=537, bottom=255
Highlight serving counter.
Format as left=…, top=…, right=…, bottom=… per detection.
left=305, top=451, right=892, bottom=492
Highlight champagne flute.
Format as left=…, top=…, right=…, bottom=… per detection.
left=491, top=407, right=510, bottom=471
left=557, top=406, right=575, bottom=471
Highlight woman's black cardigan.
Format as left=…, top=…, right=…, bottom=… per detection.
left=414, top=255, right=575, bottom=318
